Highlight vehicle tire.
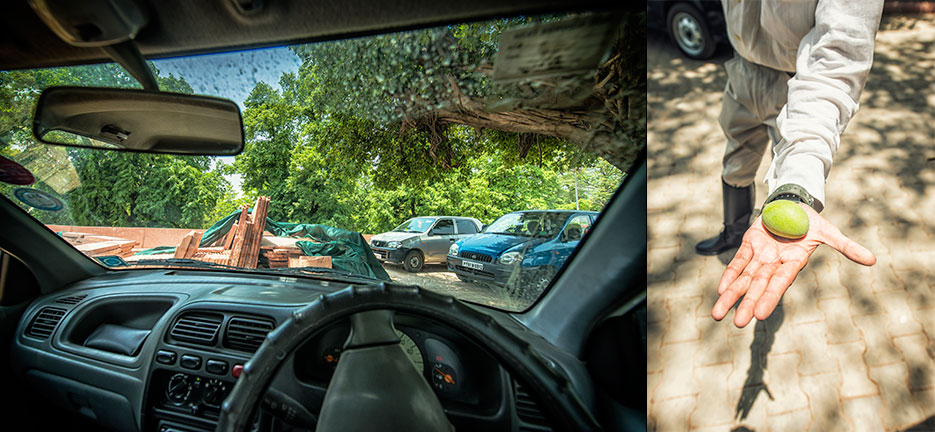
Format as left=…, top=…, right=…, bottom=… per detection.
left=513, top=267, right=556, bottom=300
left=403, top=250, right=424, bottom=273
left=667, top=3, right=717, bottom=60
left=529, top=266, right=556, bottom=292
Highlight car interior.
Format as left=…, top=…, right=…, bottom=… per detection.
left=0, top=1, right=645, bottom=431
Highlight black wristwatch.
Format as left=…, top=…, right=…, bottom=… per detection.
left=764, top=183, right=818, bottom=211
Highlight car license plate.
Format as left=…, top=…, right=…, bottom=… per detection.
left=461, top=260, right=483, bottom=270
left=374, top=251, right=385, bottom=259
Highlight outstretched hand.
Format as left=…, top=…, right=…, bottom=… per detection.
left=711, top=203, right=876, bottom=327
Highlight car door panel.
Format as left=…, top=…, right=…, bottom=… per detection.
left=424, top=219, right=455, bottom=262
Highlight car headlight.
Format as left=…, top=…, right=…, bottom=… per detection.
left=448, top=243, right=459, bottom=256
left=387, top=241, right=402, bottom=249
left=499, top=251, right=523, bottom=265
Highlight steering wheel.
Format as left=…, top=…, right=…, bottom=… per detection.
left=216, top=284, right=600, bottom=431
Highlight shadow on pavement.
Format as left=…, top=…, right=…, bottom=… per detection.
left=903, top=415, right=935, bottom=431
left=735, top=304, right=784, bottom=420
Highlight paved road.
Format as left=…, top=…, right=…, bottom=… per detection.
left=647, top=15, right=934, bottom=432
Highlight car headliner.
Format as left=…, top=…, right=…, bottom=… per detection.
left=0, top=0, right=621, bottom=71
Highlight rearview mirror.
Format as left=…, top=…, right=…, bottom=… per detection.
left=33, top=86, right=244, bottom=155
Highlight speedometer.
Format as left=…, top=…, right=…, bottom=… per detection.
left=396, top=329, right=424, bottom=373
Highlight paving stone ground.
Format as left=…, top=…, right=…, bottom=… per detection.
left=647, top=15, right=935, bottom=432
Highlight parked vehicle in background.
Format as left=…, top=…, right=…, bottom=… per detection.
left=370, top=216, right=483, bottom=272
left=647, top=0, right=727, bottom=59
left=447, top=210, right=598, bottom=295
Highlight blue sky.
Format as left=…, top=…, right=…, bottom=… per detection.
left=152, top=46, right=301, bottom=194
left=152, top=46, right=301, bottom=109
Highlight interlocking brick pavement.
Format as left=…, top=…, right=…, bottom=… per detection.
left=647, top=15, right=935, bottom=431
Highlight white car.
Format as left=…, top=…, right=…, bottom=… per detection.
left=370, top=216, right=482, bottom=272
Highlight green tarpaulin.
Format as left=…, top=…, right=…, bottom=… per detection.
left=134, top=208, right=389, bottom=281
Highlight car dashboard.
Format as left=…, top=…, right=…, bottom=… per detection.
left=10, top=268, right=585, bottom=431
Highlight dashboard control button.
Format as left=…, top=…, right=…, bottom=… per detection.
left=205, top=359, right=228, bottom=375
left=156, top=350, right=177, bottom=365
left=180, top=354, right=202, bottom=370
left=166, top=373, right=193, bottom=404
left=232, top=364, right=244, bottom=378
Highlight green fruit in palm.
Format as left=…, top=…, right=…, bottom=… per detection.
left=762, top=200, right=809, bottom=239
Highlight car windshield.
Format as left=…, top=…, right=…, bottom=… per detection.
left=0, top=12, right=633, bottom=311
left=485, top=212, right=571, bottom=238
left=393, top=218, right=436, bottom=233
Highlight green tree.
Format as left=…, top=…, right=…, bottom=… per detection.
left=291, top=12, right=644, bottom=172
left=1, top=63, right=230, bottom=229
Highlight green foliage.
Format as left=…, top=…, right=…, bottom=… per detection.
left=65, top=151, right=228, bottom=228
left=0, top=63, right=229, bottom=229
left=230, top=78, right=624, bottom=234
left=2, top=18, right=626, bottom=236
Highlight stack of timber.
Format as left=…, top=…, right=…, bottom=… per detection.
left=193, top=195, right=330, bottom=269
left=65, top=196, right=332, bottom=270
left=258, top=245, right=305, bottom=268
left=60, top=232, right=139, bottom=257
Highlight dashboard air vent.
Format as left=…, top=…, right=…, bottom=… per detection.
left=224, top=316, right=275, bottom=353
left=169, top=312, right=223, bottom=345
left=55, top=294, right=88, bottom=305
left=515, top=381, right=552, bottom=431
left=26, top=307, right=67, bottom=339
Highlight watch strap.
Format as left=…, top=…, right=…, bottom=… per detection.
left=765, top=183, right=816, bottom=209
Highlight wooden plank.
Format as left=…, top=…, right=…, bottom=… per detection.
left=172, top=231, right=198, bottom=259
left=226, top=206, right=250, bottom=267
left=240, top=196, right=269, bottom=269
left=75, top=240, right=138, bottom=257
left=195, top=247, right=225, bottom=253
left=187, top=232, right=203, bottom=259
left=260, top=236, right=299, bottom=248
left=288, top=255, right=332, bottom=269
left=221, top=223, right=238, bottom=250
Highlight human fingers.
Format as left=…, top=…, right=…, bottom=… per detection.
left=753, top=259, right=805, bottom=320
left=820, top=222, right=876, bottom=266
left=718, top=242, right=754, bottom=295
left=712, top=285, right=745, bottom=321
left=733, top=262, right=779, bottom=328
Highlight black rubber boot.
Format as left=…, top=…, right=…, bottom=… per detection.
left=695, top=180, right=754, bottom=255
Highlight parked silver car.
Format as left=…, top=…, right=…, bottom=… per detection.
left=370, top=216, right=483, bottom=272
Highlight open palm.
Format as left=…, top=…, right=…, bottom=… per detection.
left=711, top=203, right=876, bottom=327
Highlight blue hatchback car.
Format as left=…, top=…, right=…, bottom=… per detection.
left=447, top=210, right=598, bottom=291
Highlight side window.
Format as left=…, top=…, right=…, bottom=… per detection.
left=431, top=219, right=454, bottom=235
left=456, top=220, right=478, bottom=235
left=563, top=215, right=590, bottom=242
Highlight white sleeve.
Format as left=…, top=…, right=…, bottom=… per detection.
left=765, top=0, right=883, bottom=210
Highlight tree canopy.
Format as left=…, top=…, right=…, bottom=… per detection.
left=291, top=11, right=644, bottom=173
left=0, top=12, right=634, bottom=234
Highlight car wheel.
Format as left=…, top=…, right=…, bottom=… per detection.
left=667, top=3, right=717, bottom=59
left=512, top=267, right=556, bottom=300
left=403, top=250, right=423, bottom=272
left=530, top=267, right=556, bottom=292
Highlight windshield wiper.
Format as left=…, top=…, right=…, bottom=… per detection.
left=127, top=258, right=244, bottom=271
left=273, top=266, right=379, bottom=283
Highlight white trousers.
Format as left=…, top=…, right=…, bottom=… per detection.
left=719, top=55, right=791, bottom=188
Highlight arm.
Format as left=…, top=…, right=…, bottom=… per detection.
left=713, top=0, right=883, bottom=327
left=765, top=0, right=884, bottom=210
